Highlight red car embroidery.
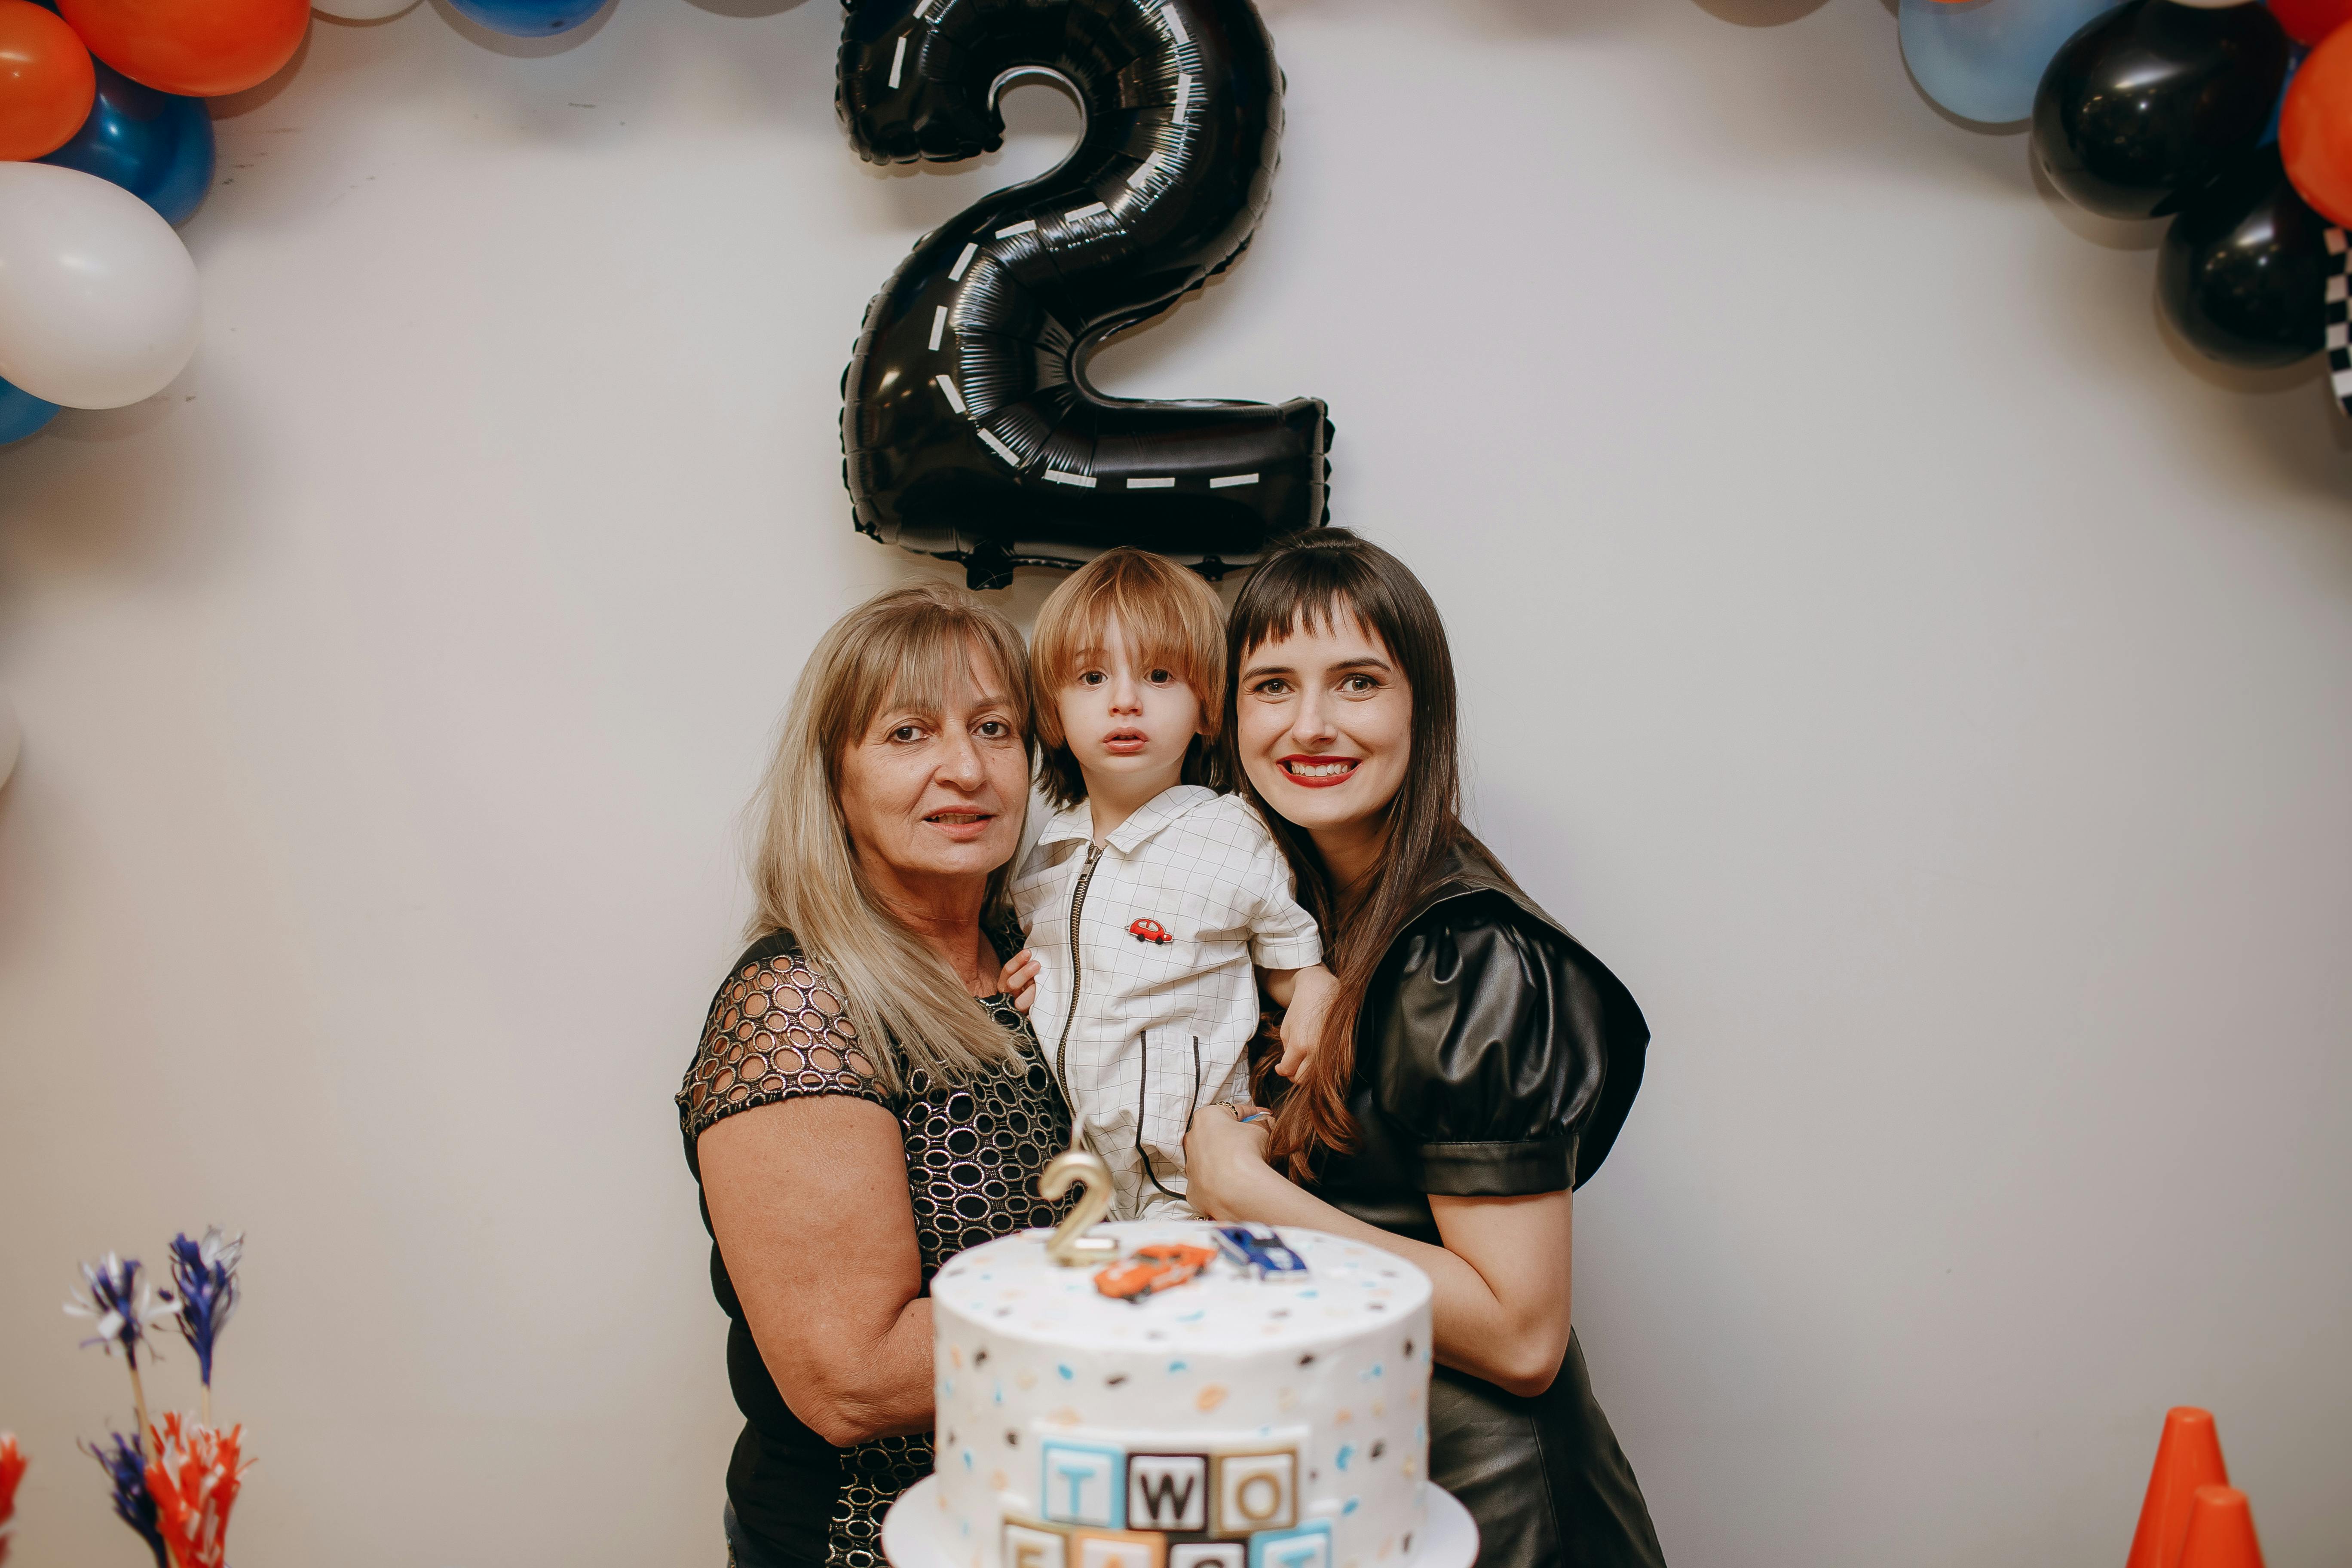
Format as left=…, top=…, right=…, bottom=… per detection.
left=1127, top=918, right=1172, bottom=945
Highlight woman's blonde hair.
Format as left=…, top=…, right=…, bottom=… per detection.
left=1029, top=548, right=1226, bottom=808
left=746, top=582, right=1035, bottom=1091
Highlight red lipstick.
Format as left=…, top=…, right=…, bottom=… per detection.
left=1277, top=755, right=1359, bottom=788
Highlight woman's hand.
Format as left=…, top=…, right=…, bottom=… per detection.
left=1272, top=965, right=1338, bottom=1081
left=1000, top=949, right=1039, bottom=1014
left=1182, top=1102, right=1275, bottom=1220
left=1176, top=1135, right=1579, bottom=1397
left=1178, top=1090, right=1576, bottom=1397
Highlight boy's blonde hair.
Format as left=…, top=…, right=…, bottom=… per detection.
left=1031, top=548, right=1226, bottom=808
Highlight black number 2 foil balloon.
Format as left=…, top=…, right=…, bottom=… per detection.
left=838, top=0, right=1329, bottom=590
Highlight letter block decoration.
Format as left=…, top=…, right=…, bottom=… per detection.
left=1213, top=1451, right=1296, bottom=1534
left=1041, top=1441, right=1127, bottom=1529
left=1128, top=1455, right=1210, bottom=1531
left=1075, top=1528, right=1170, bottom=1568
left=1170, top=1545, right=1246, bottom=1568
left=1008, top=1523, right=1072, bottom=1568
left=1246, top=1521, right=1332, bottom=1568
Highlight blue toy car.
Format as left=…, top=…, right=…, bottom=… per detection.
left=1212, top=1222, right=1310, bottom=1280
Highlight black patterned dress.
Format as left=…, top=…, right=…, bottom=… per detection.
left=678, top=928, right=1073, bottom=1568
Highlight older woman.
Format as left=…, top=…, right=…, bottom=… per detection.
left=1185, top=531, right=1667, bottom=1568
left=677, top=584, right=1072, bottom=1568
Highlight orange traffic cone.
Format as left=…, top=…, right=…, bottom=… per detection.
left=2126, top=1408, right=2230, bottom=1568
left=2178, top=1486, right=2264, bottom=1568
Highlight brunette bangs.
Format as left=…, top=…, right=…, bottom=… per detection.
left=1220, top=530, right=1469, bottom=1183
left=1222, top=534, right=1461, bottom=833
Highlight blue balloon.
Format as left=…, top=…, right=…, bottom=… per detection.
left=0, top=378, right=61, bottom=446
left=2263, top=46, right=2305, bottom=145
left=445, top=0, right=610, bottom=37
left=37, top=60, right=217, bottom=228
left=1902, top=0, right=2128, bottom=124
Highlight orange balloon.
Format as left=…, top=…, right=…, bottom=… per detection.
left=2268, top=0, right=2352, bottom=46
left=57, top=0, right=307, bottom=98
left=2282, top=27, right=2352, bottom=226
left=0, top=0, right=96, bottom=160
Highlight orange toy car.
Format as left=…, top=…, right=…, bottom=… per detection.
left=1127, top=918, right=1173, bottom=945
left=1094, top=1242, right=1218, bottom=1301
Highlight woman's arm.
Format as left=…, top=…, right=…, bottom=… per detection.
left=1184, top=1109, right=1574, bottom=1399
left=698, top=1094, right=934, bottom=1445
left=1257, top=963, right=1338, bottom=1080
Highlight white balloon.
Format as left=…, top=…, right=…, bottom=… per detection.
left=0, top=697, right=18, bottom=790
left=313, top=0, right=421, bottom=18
left=0, top=164, right=202, bottom=410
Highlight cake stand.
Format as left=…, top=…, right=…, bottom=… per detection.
left=880, top=1476, right=1478, bottom=1568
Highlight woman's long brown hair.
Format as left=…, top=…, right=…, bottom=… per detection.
left=1219, top=530, right=1472, bottom=1182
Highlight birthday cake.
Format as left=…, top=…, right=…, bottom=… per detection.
left=929, top=1222, right=1435, bottom=1568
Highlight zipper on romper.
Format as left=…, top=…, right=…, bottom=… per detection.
left=1051, top=842, right=1106, bottom=1102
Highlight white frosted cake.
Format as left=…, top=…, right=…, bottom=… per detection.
left=928, top=1223, right=1435, bottom=1568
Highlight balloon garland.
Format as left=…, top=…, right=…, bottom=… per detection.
left=1900, top=0, right=2120, bottom=124
left=1907, top=0, right=2352, bottom=414
left=0, top=0, right=612, bottom=444
left=2035, top=3, right=2289, bottom=221
left=56, top=0, right=310, bottom=99
left=0, top=162, right=199, bottom=410
left=43, top=58, right=215, bottom=226
left=0, top=0, right=94, bottom=162
left=11, top=0, right=2352, bottom=467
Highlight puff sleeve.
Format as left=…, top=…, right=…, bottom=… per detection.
left=1366, top=892, right=1649, bottom=1196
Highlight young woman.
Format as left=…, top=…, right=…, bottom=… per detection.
left=1182, top=530, right=1667, bottom=1568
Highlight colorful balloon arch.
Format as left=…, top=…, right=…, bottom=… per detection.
left=1911, top=0, right=2352, bottom=404
left=7, top=0, right=2352, bottom=459
left=0, top=0, right=612, bottom=441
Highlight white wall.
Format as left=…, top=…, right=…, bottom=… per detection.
left=3, top=0, right=2348, bottom=1563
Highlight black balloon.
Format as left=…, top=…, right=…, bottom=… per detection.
left=2158, top=145, right=2327, bottom=369
left=2033, top=0, right=2290, bottom=221
left=837, top=0, right=1327, bottom=590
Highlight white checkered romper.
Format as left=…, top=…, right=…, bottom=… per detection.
left=1011, top=786, right=1322, bottom=1220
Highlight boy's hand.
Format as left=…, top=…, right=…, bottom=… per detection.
left=1000, top=950, right=1040, bottom=1014
left=1273, top=964, right=1338, bottom=1081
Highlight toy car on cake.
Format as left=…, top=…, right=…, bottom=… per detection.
left=1093, top=1241, right=1217, bottom=1300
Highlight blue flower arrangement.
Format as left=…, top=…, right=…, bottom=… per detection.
left=81, top=1431, right=168, bottom=1568
left=64, top=1228, right=249, bottom=1567
left=64, top=1254, right=174, bottom=1450
left=165, top=1228, right=242, bottom=1424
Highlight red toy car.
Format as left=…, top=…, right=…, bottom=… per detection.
left=1127, top=918, right=1172, bottom=945
left=1095, top=1242, right=1217, bottom=1301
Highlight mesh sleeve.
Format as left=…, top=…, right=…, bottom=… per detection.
left=677, top=952, right=888, bottom=1150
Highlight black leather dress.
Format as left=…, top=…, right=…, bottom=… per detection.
left=1306, top=843, right=1667, bottom=1568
